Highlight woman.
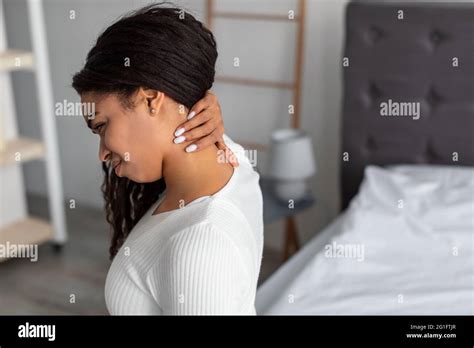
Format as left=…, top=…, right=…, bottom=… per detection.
left=72, top=3, right=263, bottom=315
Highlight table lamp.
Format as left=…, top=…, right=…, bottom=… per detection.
left=267, top=128, right=316, bottom=202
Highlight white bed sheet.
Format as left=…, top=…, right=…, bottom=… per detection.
left=256, top=165, right=474, bottom=315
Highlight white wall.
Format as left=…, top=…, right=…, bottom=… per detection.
left=4, top=0, right=350, bottom=251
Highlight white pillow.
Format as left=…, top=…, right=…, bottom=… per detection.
left=350, top=164, right=474, bottom=232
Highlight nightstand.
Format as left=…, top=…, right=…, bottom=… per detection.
left=259, top=176, right=315, bottom=261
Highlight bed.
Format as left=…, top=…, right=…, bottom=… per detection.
left=255, top=1, right=474, bottom=315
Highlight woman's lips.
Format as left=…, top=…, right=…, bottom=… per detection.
left=114, top=162, right=121, bottom=175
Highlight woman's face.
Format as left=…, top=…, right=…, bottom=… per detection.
left=82, top=90, right=175, bottom=183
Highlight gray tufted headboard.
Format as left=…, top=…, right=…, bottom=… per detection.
left=340, top=1, right=474, bottom=210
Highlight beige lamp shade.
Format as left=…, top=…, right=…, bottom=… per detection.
left=268, top=128, right=316, bottom=180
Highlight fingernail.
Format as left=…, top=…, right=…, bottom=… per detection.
left=174, top=127, right=185, bottom=137
left=174, top=135, right=186, bottom=144
left=187, top=111, right=196, bottom=120
left=185, top=144, right=197, bottom=152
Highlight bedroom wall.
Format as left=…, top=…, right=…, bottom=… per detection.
left=4, top=0, right=349, bottom=251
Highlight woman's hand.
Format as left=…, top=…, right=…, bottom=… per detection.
left=173, top=91, right=239, bottom=167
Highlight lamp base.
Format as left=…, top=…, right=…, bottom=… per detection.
left=273, top=180, right=307, bottom=202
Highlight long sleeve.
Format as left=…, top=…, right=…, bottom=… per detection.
left=148, top=221, right=252, bottom=315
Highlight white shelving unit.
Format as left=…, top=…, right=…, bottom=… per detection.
left=0, top=0, right=67, bottom=262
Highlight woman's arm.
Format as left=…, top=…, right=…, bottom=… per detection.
left=173, top=91, right=239, bottom=167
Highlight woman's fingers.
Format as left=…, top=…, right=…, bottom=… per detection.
left=183, top=129, right=220, bottom=153
left=172, top=90, right=228, bottom=156
left=179, top=121, right=240, bottom=168
left=173, top=90, right=223, bottom=144
left=174, top=111, right=215, bottom=139
left=175, top=116, right=217, bottom=145
left=185, top=90, right=216, bottom=121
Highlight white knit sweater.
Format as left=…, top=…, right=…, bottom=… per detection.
left=104, top=135, right=264, bottom=315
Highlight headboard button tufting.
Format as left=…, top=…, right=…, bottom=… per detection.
left=365, top=136, right=377, bottom=155
left=424, top=142, right=439, bottom=162
left=429, top=29, right=449, bottom=49
left=368, top=82, right=383, bottom=104
left=366, top=25, right=385, bottom=44
left=425, top=87, right=443, bottom=111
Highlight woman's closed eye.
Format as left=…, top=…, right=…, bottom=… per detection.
left=93, top=123, right=105, bottom=134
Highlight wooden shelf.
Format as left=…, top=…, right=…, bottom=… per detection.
left=207, top=0, right=306, bottom=129
left=213, top=12, right=300, bottom=22
left=0, top=49, right=35, bottom=72
left=215, top=75, right=294, bottom=90
left=0, top=0, right=68, bottom=251
left=0, top=217, right=53, bottom=262
left=0, top=137, right=45, bottom=167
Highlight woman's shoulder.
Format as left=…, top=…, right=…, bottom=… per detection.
left=171, top=200, right=259, bottom=264
left=158, top=206, right=255, bottom=261
left=166, top=208, right=251, bottom=251
left=155, top=219, right=252, bottom=278
left=164, top=219, right=239, bottom=251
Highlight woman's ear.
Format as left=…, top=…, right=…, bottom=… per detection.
left=139, top=87, right=164, bottom=115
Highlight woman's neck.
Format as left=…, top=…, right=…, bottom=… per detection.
left=159, top=143, right=234, bottom=211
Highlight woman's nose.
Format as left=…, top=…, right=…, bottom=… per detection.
left=98, top=138, right=111, bottom=163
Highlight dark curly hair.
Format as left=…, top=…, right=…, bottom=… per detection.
left=72, top=2, right=218, bottom=260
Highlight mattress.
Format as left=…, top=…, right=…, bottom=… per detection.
left=256, top=165, right=474, bottom=315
